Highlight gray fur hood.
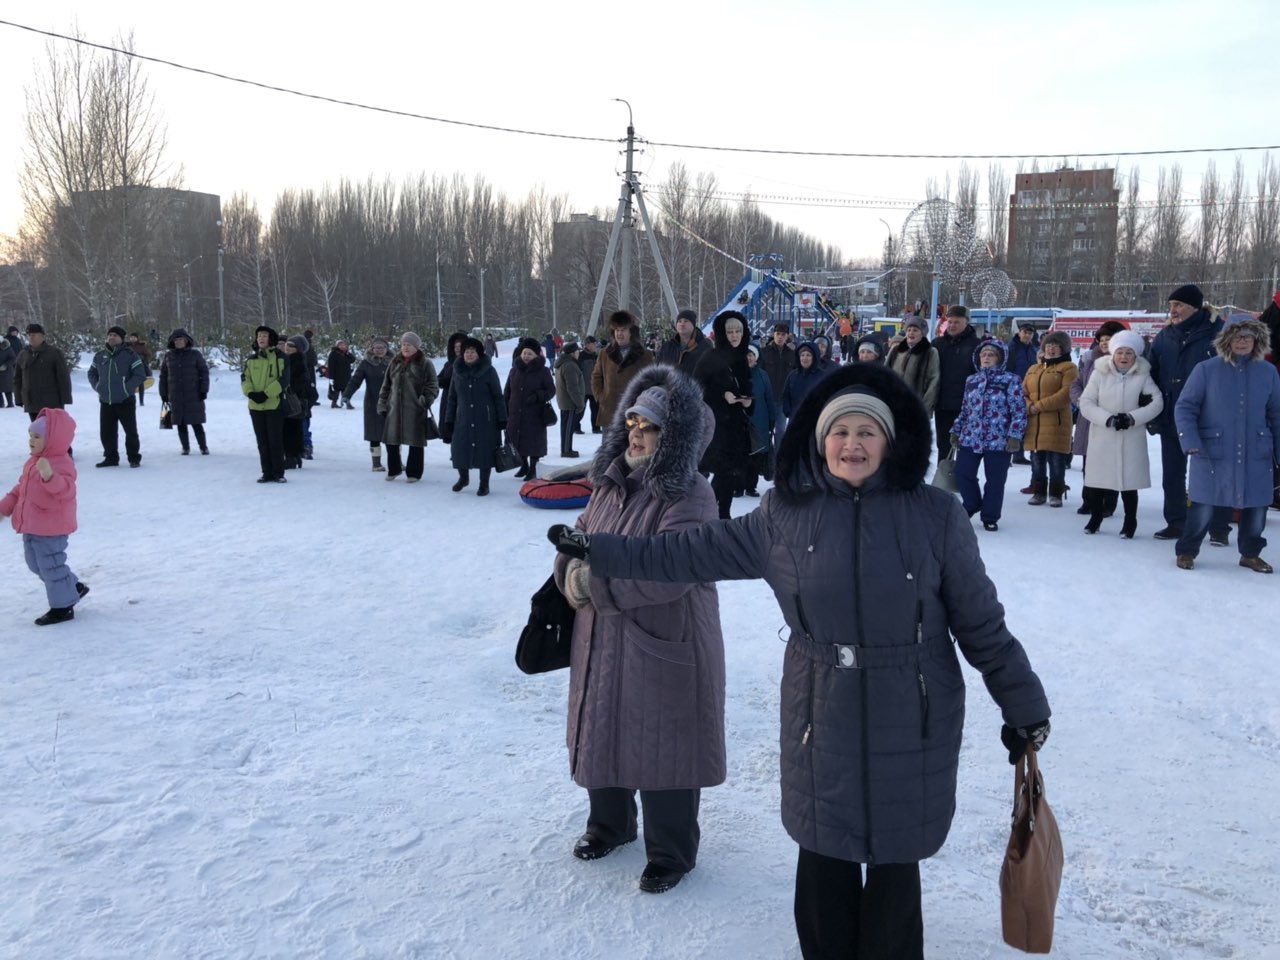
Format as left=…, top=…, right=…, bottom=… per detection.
left=589, top=364, right=713, bottom=501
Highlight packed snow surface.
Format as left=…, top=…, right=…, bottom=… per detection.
left=2, top=343, right=1277, bottom=959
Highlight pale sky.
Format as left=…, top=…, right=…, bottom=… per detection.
left=0, top=0, right=1274, bottom=265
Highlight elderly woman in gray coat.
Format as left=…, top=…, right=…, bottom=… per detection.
left=377, top=332, right=439, bottom=482
left=551, top=364, right=725, bottom=897
left=550, top=362, right=1051, bottom=958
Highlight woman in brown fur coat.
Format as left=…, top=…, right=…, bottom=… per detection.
left=1023, top=330, right=1078, bottom=506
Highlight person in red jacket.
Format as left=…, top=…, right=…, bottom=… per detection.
left=0, top=408, right=89, bottom=625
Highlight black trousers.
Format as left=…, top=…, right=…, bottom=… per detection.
left=586, top=787, right=701, bottom=872
left=794, top=848, right=923, bottom=960
left=100, top=398, right=140, bottom=464
left=249, top=408, right=285, bottom=479
left=560, top=410, right=582, bottom=454
left=283, top=417, right=304, bottom=462
left=710, top=470, right=741, bottom=519
left=934, top=409, right=960, bottom=459
left=177, top=423, right=207, bottom=451
left=586, top=393, right=600, bottom=430
left=385, top=444, right=424, bottom=479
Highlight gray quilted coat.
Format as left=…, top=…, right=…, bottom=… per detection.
left=588, top=363, right=1051, bottom=864
left=553, top=364, right=726, bottom=791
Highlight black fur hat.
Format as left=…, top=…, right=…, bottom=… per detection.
left=460, top=336, right=486, bottom=358
left=254, top=325, right=279, bottom=346
left=517, top=337, right=542, bottom=356
left=775, top=362, right=932, bottom=503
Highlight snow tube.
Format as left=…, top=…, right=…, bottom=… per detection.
left=519, top=477, right=593, bottom=510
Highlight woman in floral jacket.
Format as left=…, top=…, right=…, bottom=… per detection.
left=949, top=341, right=1027, bottom=531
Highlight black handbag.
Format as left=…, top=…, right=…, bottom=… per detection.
left=515, top=574, right=575, bottom=674
left=746, top=417, right=769, bottom=456
left=422, top=407, right=441, bottom=441
left=281, top=391, right=305, bottom=419
left=159, top=403, right=173, bottom=429
left=543, top=402, right=558, bottom=426
left=494, top=441, right=522, bottom=473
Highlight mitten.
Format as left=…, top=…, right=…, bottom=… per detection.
left=1114, top=412, right=1134, bottom=430
left=547, top=524, right=590, bottom=560
left=248, top=391, right=268, bottom=404
left=417, top=394, right=429, bottom=408
left=439, top=423, right=454, bottom=444
left=1005, top=437, right=1021, bottom=453
left=563, top=559, right=593, bottom=610
left=1001, top=720, right=1051, bottom=764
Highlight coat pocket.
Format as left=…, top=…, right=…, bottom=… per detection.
left=1201, top=428, right=1225, bottom=459
left=618, top=618, right=698, bottom=784
left=1253, top=429, right=1274, bottom=460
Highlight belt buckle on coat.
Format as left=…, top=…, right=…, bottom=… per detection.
left=835, top=644, right=858, bottom=669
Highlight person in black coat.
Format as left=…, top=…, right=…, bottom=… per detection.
left=344, top=337, right=393, bottom=471
left=505, top=337, right=555, bottom=479
left=932, top=305, right=981, bottom=459
left=281, top=336, right=313, bottom=469
left=442, top=336, right=505, bottom=496
left=325, top=341, right=355, bottom=409
left=693, top=310, right=754, bottom=519
left=435, top=331, right=468, bottom=410
left=159, top=329, right=210, bottom=455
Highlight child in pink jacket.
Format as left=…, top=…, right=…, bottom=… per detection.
left=0, top=408, right=89, bottom=625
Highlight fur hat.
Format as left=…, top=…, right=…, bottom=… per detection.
left=1108, top=330, right=1145, bottom=358
left=591, top=365, right=713, bottom=502
left=517, top=337, right=541, bottom=356
left=107, top=325, right=128, bottom=340
left=1215, top=316, right=1270, bottom=361
left=608, top=310, right=638, bottom=329
left=287, top=334, right=309, bottom=354
left=26, top=323, right=44, bottom=335
left=1168, top=284, right=1204, bottom=310
left=625, top=385, right=670, bottom=428
left=254, top=325, right=279, bottom=346
left=1096, top=320, right=1128, bottom=341
left=1042, top=330, right=1074, bottom=356
left=460, top=336, right=486, bottom=357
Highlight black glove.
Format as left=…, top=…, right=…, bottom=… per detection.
left=439, top=424, right=453, bottom=444
left=199, top=394, right=207, bottom=401
left=248, top=391, right=268, bottom=404
left=1113, top=413, right=1134, bottom=430
left=547, top=524, right=591, bottom=560
left=1001, top=720, right=1051, bottom=764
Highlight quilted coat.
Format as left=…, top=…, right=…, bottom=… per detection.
left=1175, top=320, right=1280, bottom=509
left=377, top=350, right=439, bottom=447
left=504, top=353, right=554, bottom=458
left=951, top=341, right=1027, bottom=453
left=587, top=363, right=1050, bottom=864
left=0, top=407, right=77, bottom=536
left=552, top=364, right=725, bottom=791
left=159, top=330, right=209, bottom=427
left=1023, top=356, right=1078, bottom=454
left=1078, top=355, right=1163, bottom=491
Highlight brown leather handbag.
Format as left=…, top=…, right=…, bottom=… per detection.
left=1000, top=749, right=1064, bottom=953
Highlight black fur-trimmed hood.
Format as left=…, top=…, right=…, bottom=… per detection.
left=710, top=310, right=751, bottom=362
left=774, top=362, right=932, bottom=503
left=589, top=364, right=713, bottom=502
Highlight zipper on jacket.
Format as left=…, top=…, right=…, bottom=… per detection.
left=917, top=673, right=930, bottom=739
left=795, top=594, right=816, bottom=746
left=852, top=489, right=875, bottom=864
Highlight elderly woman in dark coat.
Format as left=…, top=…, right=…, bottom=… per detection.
left=435, top=330, right=468, bottom=409
left=0, top=333, right=17, bottom=407
left=549, top=362, right=1052, bottom=957
left=344, top=337, right=392, bottom=471
left=441, top=336, right=505, bottom=496
left=550, top=363, right=725, bottom=896
left=1174, top=316, right=1280, bottom=572
left=158, top=329, right=210, bottom=455
left=504, top=337, right=555, bottom=480
left=377, top=332, right=439, bottom=483
left=693, top=310, right=754, bottom=519
left=281, top=335, right=313, bottom=470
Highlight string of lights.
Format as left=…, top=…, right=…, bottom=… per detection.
left=4, top=19, right=1279, bottom=162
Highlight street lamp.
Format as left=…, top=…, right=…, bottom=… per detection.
left=216, top=219, right=225, bottom=342
left=183, top=254, right=204, bottom=343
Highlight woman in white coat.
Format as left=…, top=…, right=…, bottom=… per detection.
left=1077, top=330, right=1164, bottom=537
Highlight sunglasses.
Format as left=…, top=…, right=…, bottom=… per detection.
left=625, top=417, right=660, bottom=433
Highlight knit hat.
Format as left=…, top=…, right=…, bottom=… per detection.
left=107, top=325, right=127, bottom=340
left=903, top=316, right=926, bottom=332
left=816, top=387, right=896, bottom=447
left=746, top=343, right=760, bottom=359
left=1168, top=284, right=1204, bottom=310
left=400, top=332, right=422, bottom=350
left=371, top=336, right=390, bottom=349
left=29, top=417, right=48, bottom=440
left=1108, top=330, right=1144, bottom=358
left=676, top=309, right=698, bottom=324
left=624, top=385, right=669, bottom=428
left=856, top=339, right=881, bottom=357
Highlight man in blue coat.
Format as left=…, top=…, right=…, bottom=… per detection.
left=86, top=325, right=146, bottom=468
left=1147, top=285, right=1231, bottom=542
left=1173, top=317, right=1280, bottom=572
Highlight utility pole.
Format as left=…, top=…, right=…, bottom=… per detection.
left=216, top=219, right=226, bottom=341
left=619, top=116, right=635, bottom=315
left=435, top=250, right=444, bottom=330
left=479, top=267, right=486, bottom=332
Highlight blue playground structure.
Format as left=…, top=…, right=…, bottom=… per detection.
left=706, top=268, right=846, bottom=340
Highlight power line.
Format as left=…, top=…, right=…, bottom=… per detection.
left=4, top=19, right=1279, bottom=162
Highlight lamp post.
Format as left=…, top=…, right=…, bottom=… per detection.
left=479, top=266, right=486, bottom=332
left=182, top=254, right=204, bottom=342
left=216, top=219, right=225, bottom=342
left=878, top=218, right=896, bottom=315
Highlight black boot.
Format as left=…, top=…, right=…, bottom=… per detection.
left=1120, top=515, right=1137, bottom=539
left=515, top=457, right=530, bottom=480
left=477, top=468, right=490, bottom=496
left=452, top=469, right=469, bottom=492
left=1084, top=513, right=1104, bottom=534
left=35, top=607, right=75, bottom=626
left=528, top=457, right=539, bottom=479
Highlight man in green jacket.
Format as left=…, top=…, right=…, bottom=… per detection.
left=241, top=325, right=288, bottom=482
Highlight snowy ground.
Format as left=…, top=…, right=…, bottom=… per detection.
left=1, top=345, right=1278, bottom=960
